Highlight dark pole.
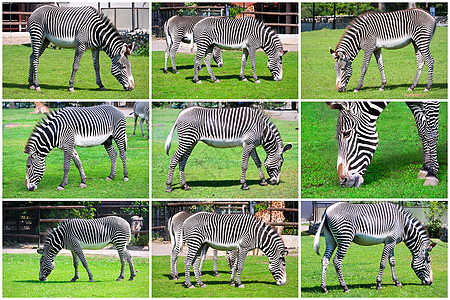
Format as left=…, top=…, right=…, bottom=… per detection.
left=312, top=3, right=316, bottom=31
left=333, top=3, right=336, bottom=30
left=356, top=3, right=359, bottom=16
left=132, top=2, right=135, bottom=30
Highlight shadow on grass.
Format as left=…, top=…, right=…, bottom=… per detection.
left=159, top=64, right=222, bottom=73
left=13, top=279, right=106, bottom=283
left=184, top=74, right=274, bottom=83
left=173, top=278, right=277, bottom=288
left=301, top=282, right=423, bottom=294
left=168, top=179, right=263, bottom=191
left=345, top=82, right=447, bottom=93
left=3, top=82, right=124, bottom=92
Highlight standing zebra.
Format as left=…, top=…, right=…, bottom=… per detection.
left=164, top=107, right=292, bottom=192
left=27, top=5, right=134, bottom=92
left=131, top=102, right=149, bottom=139
left=314, top=202, right=435, bottom=293
left=25, top=105, right=128, bottom=191
left=330, top=8, right=436, bottom=92
left=327, top=101, right=439, bottom=187
left=38, top=216, right=136, bottom=282
left=192, top=18, right=287, bottom=83
left=168, top=211, right=236, bottom=280
left=164, top=15, right=223, bottom=74
left=180, top=212, right=288, bottom=288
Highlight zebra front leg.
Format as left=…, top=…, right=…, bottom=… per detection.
left=185, top=246, right=202, bottom=288
left=376, top=242, right=396, bottom=289
left=57, top=146, right=74, bottom=190
left=240, top=146, right=253, bottom=190
left=333, top=241, right=352, bottom=293
left=423, top=102, right=439, bottom=186
left=373, top=49, right=387, bottom=91
left=68, top=45, right=86, bottom=92
left=92, top=49, right=106, bottom=91
left=193, top=49, right=205, bottom=83
left=234, top=248, right=248, bottom=288
left=28, top=38, right=50, bottom=91
left=409, top=44, right=425, bottom=91
left=104, top=140, right=118, bottom=181
left=320, top=233, right=336, bottom=293
left=179, top=147, right=195, bottom=191
left=124, top=249, right=136, bottom=281
left=247, top=48, right=261, bottom=83
left=70, top=250, right=79, bottom=282
left=193, top=245, right=207, bottom=287
left=250, top=149, right=267, bottom=186
left=73, top=248, right=94, bottom=282
left=388, top=249, right=402, bottom=287
left=169, top=40, right=182, bottom=74
left=72, top=149, right=87, bottom=188
left=213, top=249, right=219, bottom=277
left=354, top=50, right=373, bottom=92
left=240, top=49, right=249, bottom=82
left=204, top=46, right=219, bottom=83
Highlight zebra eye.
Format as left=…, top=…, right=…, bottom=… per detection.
left=343, top=131, right=351, bottom=138
left=31, top=153, right=38, bottom=159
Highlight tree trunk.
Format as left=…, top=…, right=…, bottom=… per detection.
left=10, top=102, right=16, bottom=109
left=30, top=102, right=50, bottom=114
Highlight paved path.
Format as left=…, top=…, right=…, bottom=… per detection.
left=4, top=245, right=149, bottom=257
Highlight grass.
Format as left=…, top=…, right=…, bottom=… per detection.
left=301, top=234, right=447, bottom=298
left=152, top=255, right=298, bottom=297
left=152, top=51, right=298, bottom=99
left=3, top=253, right=149, bottom=298
left=3, top=108, right=149, bottom=198
left=301, top=27, right=447, bottom=99
left=301, top=102, right=448, bottom=198
left=3, top=45, right=149, bottom=99
left=152, top=108, right=298, bottom=199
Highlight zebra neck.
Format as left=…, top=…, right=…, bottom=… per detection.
left=261, top=29, right=283, bottom=58
left=44, top=226, right=65, bottom=258
left=261, top=122, right=282, bottom=155
left=257, top=223, right=283, bottom=258
left=402, top=211, right=430, bottom=255
left=26, top=114, right=59, bottom=155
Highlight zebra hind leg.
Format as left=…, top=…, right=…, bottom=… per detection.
left=68, top=45, right=87, bottom=92
left=204, top=46, right=219, bottom=83
left=72, top=149, right=87, bottom=188
left=124, top=249, right=136, bottom=281
left=104, top=140, right=118, bottom=181
left=388, top=249, right=402, bottom=288
left=29, top=38, right=50, bottom=91
left=70, top=250, right=79, bottom=282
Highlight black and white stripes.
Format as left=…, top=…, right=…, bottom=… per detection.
left=37, top=216, right=136, bottom=282
left=330, top=8, right=436, bottom=92
left=314, top=202, right=435, bottom=293
left=27, top=5, right=134, bottom=91
left=24, top=105, right=128, bottom=191
left=164, top=107, right=292, bottom=192
left=327, top=101, right=439, bottom=187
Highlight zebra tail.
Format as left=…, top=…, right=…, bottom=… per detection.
left=168, top=216, right=175, bottom=248
left=165, top=122, right=177, bottom=155
left=164, top=20, right=172, bottom=48
left=313, top=211, right=327, bottom=255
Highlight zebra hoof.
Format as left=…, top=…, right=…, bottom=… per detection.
left=106, top=177, right=113, bottom=181
left=70, top=278, right=78, bottom=282
left=241, top=78, right=248, bottom=82
left=56, top=186, right=65, bottom=191
left=196, top=80, right=202, bottom=84
left=417, top=169, right=428, bottom=179
left=260, top=180, right=268, bottom=186
left=424, top=88, right=430, bottom=92
left=182, top=185, right=191, bottom=191
left=36, top=86, right=41, bottom=91
left=98, top=86, right=107, bottom=91
left=343, top=287, right=350, bottom=293
left=29, top=85, right=36, bottom=90
left=187, top=284, right=195, bottom=289
left=407, top=87, right=414, bottom=91
left=376, top=285, right=382, bottom=290
left=163, top=70, right=168, bottom=74
left=174, top=70, right=179, bottom=74
left=165, top=187, right=173, bottom=193
left=238, top=284, right=245, bottom=288
left=214, top=79, right=220, bottom=83
left=395, top=281, right=403, bottom=287
left=128, top=277, right=135, bottom=281
left=255, top=80, right=261, bottom=83
left=424, top=177, right=439, bottom=186
left=353, top=89, right=359, bottom=93
left=89, top=279, right=94, bottom=282
left=378, top=88, right=385, bottom=91
left=200, top=283, right=207, bottom=288
left=68, top=87, right=75, bottom=92
left=241, top=184, right=249, bottom=190
left=79, top=183, right=87, bottom=188
left=123, top=177, right=129, bottom=182
left=116, top=278, right=123, bottom=281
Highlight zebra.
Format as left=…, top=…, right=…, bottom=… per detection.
left=192, top=17, right=287, bottom=83
left=37, top=216, right=136, bottom=282
left=168, top=211, right=236, bottom=280
left=130, top=215, right=144, bottom=240
left=330, top=8, right=436, bottom=92
left=327, top=101, right=439, bottom=187
left=25, top=105, right=128, bottom=191
left=164, top=15, right=223, bottom=74
left=180, top=212, right=288, bottom=288
left=164, top=107, right=292, bottom=192
left=314, top=202, right=436, bottom=293
left=27, top=5, right=134, bottom=92
left=131, top=102, right=149, bottom=139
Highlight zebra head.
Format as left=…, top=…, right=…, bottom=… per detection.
left=267, top=50, right=288, bottom=81
left=112, top=44, right=135, bottom=91
left=25, top=147, right=47, bottom=191
left=330, top=48, right=353, bottom=92
left=411, top=243, right=436, bottom=285
left=37, top=248, right=55, bottom=281
left=268, top=248, right=288, bottom=285
left=327, top=102, right=383, bottom=187
left=265, top=143, right=293, bottom=185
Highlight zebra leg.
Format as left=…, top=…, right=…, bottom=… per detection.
left=28, top=38, right=50, bottom=91
left=250, top=148, right=268, bottom=186
left=113, top=133, right=129, bottom=181
left=132, top=115, right=138, bottom=136
left=213, top=249, right=219, bottom=277
left=408, top=43, right=425, bottom=91
left=166, top=148, right=184, bottom=192
left=70, top=250, right=79, bottom=282
left=204, top=45, right=219, bottom=83
left=226, top=250, right=237, bottom=274
left=234, top=248, right=249, bottom=288
left=170, top=239, right=182, bottom=280
left=198, top=245, right=209, bottom=277
left=240, top=49, right=249, bottom=82
left=104, top=138, right=118, bottom=181
left=320, top=230, right=337, bottom=293
left=373, top=49, right=387, bottom=91
left=124, top=249, right=136, bottom=281
left=71, top=149, right=87, bottom=188
left=247, top=48, right=261, bottom=83
left=179, top=149, right=194, bottom=191
left=73, top=247, right=94, bottom=282
left=193, top=246, right=207, bottom=287
left=140, top=118, right=145, bottom=137
left=333, top=238, right=352, bottom=292
left=185, top=245, right=202, bottom=288
left=68, top=45, right=87, bottom=92
left=388, top=249, right=402, bottom=287
left=193, top=47, right=205, bottom=83
left=57, top=146, right=74, bottom=190
left=354, top=49, right=373, bottom=92
left=212, top=46, right=223, bottom=67
left=169, top=40, right=182, bottom=74
left=91, top=49, right=106, bottom=91
left=115, top=243, right=127, bottom=281
left=423, top=102, right=439, bottom=186
left=376, top=241, right=396, bottom=289
left=240, top=145, right=254, bottom=190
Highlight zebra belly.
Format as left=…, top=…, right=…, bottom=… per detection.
left=376, top=36, right=411, bottom=49
left=215, top=41, right=248, bottom=50
left=46, top=34, right=77, bottom=48
left=353, top=233, right=387, bottom=246
left=80, top=241, right=111, bottom=250
left=201, top=138, right=244, bottom=148
left=75, top=134, right=110, bottom=147
left=206, top=241, right=239, bottom=251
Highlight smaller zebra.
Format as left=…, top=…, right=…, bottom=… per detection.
left=180, top=212, right=288, bottom=288
left=130, top=215, right=144, bottom=240
left=192, top=17, right=287, bottom=83
left=164, top=15, right=223, bottom=74
left=131, top=102, right=149, bottom=139
left=37, top=216, right=136, bottom=282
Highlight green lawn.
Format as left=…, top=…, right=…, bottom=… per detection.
left=3, top=45, right=149, bottom=99
left=152, top=51, right=298, bottom=99
left=152, top=108, right=298, bottom=198
left=301, top=234, right=447, bottom=297
left=3, top=108, right=149, bottom=198
left=152, top=255, right=298, bottom=297
left=301, top=27, right=447, bottom=99
left=3, top=253, right=149, bottom=298
left=301, top=102, right=448, bottom=198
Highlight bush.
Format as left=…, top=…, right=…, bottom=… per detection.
left=425, top=201, right=447, bottom=238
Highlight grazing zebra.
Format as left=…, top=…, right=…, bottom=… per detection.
left=25, top=105, right=128, bottom=191
left=131, top=102, right=149, bottom=139
left=314, top=202, right=435, bottom=293
left=330, top=8, right=436, bottom=92
left=37, top=216, right=136, bottom=282
left=164, top=107, right=292, bottom=192
left=27, top=5, right=134, bottom=92
left=180, top=212, right=288, bottom=288
left=168, top=211, right=235, bottom=280
left=164, top=15, right=223, bottom=74
left=192, top=17, right=287, bottom=83
left=327, top=101, right=439, bottom=187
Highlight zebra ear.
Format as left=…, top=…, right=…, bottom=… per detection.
left=329, top=47, right=338, bottom=59
left=283, top=143, right=292, bottom=153
left=37, top=248, right=44, bottom=255
left=282, top=50, right=288, bottom=56
left=120, top=44, right=131, bottom=57
left=428, top=242, right=437, bottom=252
left=281, top=249, right=289, bottom=256
left=326, top=102, right=350, bottom=111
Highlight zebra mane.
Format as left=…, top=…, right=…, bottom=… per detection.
left=398, top=205, right=431, bottom=245
left=258, top=110, right=284, bottom=148
left=24, top=110, right=61, bottom=154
